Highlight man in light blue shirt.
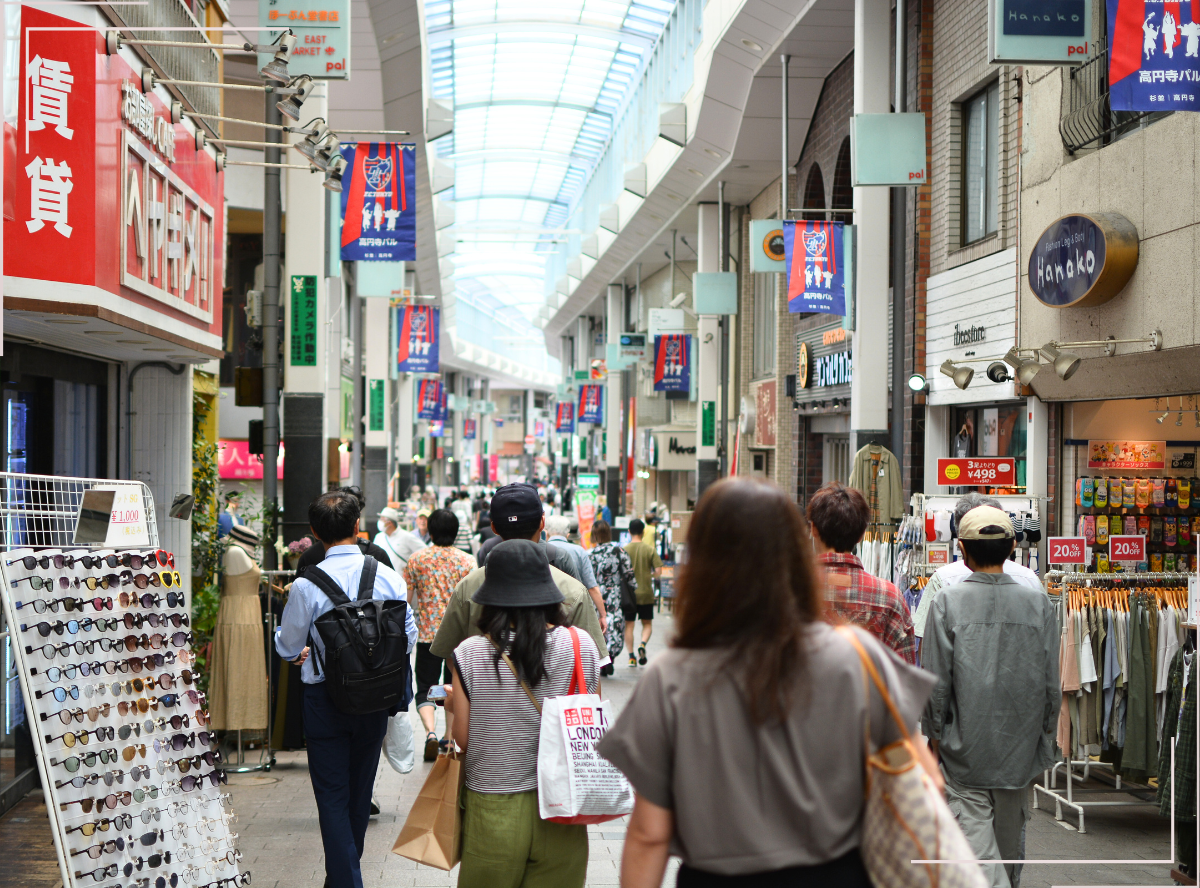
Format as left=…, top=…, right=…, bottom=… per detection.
left=275, top=490, right=417, bottom=888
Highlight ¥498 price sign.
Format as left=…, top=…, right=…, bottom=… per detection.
left=937, top=458, right=1016, bottom=486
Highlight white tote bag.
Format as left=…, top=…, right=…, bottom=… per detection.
left=384, top=711, right=416, bottom=774
left=535, top=628, right=634, bottom=824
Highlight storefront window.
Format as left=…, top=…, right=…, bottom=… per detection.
left=752, top=274, right=776, bottom=378
left=951, top=403, right=1027, bottom=490
left=962, top=80, right=1000, bottom=244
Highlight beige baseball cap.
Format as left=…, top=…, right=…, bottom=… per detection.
left=957, top=506, right=1014, bottom=540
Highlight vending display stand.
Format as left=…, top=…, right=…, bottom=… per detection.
left=0, top=472, right=247, bottom=888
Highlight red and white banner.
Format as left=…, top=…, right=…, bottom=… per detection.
left=1048, top=537, right=1088, bottom=564
left=1108, top=535, right=1146, bottom=563
left=937, top=458, right=1017, bottom=487
left=5, top=7, right=223, bottom=340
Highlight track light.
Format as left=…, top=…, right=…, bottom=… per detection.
left=296, top=120, right=334, bottom=162
left=907, top=373, right=928, bottom=393
left=260, top=32, right=297, bottom=83
left=323, top=154, right=346, bottom=192
left=1176, top=412, right=1184, bottom=427
left=985, top=362, right=1011, bottom=384
left=1038, top=344, right=1082, bottom=381
left=940, top=359, right=973, bottom=391
left=276, top=75, right=315, bottom=121
left=1002, top=346, right=1041, bottom=385
left=1157, top=410, right=1170, bottom=424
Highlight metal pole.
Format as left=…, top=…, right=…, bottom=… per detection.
left=262, top=95, right=282, bottom=571
left=781, top=54, right=789, bottom=215
left=890, top=0, right=907, bottom=471
left=717, top=180, right=729, bottom=478
left=350, top=291, right=364, bottom=488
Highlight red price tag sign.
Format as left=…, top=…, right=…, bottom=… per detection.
left=1108, top=535, right=1146, bottom=562
left=1048, top=537, right=1088, bottom=564
left=937, top=458, right=1017, bottom=486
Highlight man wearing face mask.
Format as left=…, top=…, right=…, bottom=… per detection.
left=373, top=506, right=426, bottom=571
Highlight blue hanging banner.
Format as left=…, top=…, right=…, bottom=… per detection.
left=578, top=384, right=604, bottom=424
left=1107, top=0, right=1200, bottom=112
left=783, top=221, right=848, bottom=315
left=396, top=305, right=440, bottom=373
left=652, top=335, right=690, bottom=393
left=463, top=419, right=477, bottom=440
left=417, top=379, right=444, bottom=420
left=340, top=143, right=417, bottom=261
left=555, top=402, right=576, bottom=434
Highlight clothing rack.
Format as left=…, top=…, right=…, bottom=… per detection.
left=1033, top=572, right=1192, bottom=833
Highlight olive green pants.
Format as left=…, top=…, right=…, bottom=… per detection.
left=457, top=788, right=588, bottom=888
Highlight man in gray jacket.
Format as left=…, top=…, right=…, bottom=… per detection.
left=922, top=506, right=1059, bottom=888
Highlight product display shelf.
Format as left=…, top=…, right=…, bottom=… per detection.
left=0, top=471, right=247, bottom=888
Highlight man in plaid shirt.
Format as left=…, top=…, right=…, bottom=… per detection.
left=806, top=482, right=917, bottom=664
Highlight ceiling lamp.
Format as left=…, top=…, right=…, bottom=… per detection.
left=939, top=359, right=973, bottom=391
left=1038, top=344, right=1082, bottom=381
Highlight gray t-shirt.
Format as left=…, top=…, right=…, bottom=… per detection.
left=597, top=623, right=936, bottom=875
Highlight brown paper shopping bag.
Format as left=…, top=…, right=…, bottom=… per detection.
left=392, top=749, right=465, bottom=870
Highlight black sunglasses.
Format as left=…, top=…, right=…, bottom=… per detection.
left=6, top=553, right=74, bottom=569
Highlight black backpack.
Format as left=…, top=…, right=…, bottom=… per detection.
left=302, top=556, right=412, bottom=715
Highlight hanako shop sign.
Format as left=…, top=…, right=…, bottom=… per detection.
left=1027, top=213, right=1138, bottom=309
left=6, top=7, right=223, bottom=328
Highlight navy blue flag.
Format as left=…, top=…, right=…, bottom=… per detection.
left=340, top=143, right=417, bottom=261
left=1108, top=0, right=1200, bottom=112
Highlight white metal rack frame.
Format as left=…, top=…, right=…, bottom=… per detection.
left=1033, top=756, right=1160, bottom=834
left=0, top=471, right=246, bottom=888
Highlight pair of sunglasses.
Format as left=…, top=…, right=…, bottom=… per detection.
left=48, top=725, right=116, bottom=746
left=153, top=731, right=212, bottom=753
left=197, top=874, right=250, bottom=888
left=156, top=750, right=221, bottom=774
left=119, top=589, right=184, bottom=608
left=28, top=638, right=119, bottom=659
left=36, top=684, right=80, bottom=703
left=65, top=813, right=133, bottom=836
left=69, top=837, right=125, bottom=859
left=40, top=662, right=102, bottom=682
left=12, top=575, right=70, bottom=591
left=121, top=632, right=193, bottom=652
left=55, top=769, right=123, bottom=790
left=16, top=595, right=109, bottom=613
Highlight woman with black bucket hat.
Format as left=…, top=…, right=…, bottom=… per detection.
left=444, top=538, right=601, bottom=888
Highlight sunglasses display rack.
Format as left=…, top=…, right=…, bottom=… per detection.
left=0, top=473, right=249, bottom=888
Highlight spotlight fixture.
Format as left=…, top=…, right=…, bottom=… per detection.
left=940, top=359, right=973, bottom=391
left=1038, top=344, right=1082, bottom=381
left=276, top=75, right=315, bottom=121
left=907, top=373, right=928, bottom=393
left=260, top=32, right=298, bottom=83
left=1157, top=410, right=1170, bottom=424
left=985, top=362, right=1011, bottom=384
left=1002, top=346, right=1041, bottom=385
left=1176, top=411, right=1184, bottom=427
left=296, top=120, right=334, bottom=162
left=322, top=154, right=346, bottom=192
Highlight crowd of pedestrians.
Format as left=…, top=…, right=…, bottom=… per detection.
left=270, top=476, right=1059, bottom=888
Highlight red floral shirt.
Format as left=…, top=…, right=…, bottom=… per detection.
left=403, top=545, right=477, bottom=643
left=818, top=552, right=917, bottom=664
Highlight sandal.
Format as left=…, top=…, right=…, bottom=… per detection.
left=423, top=732, right=439, bottom=762
left=638, top=644, right=647, bottom=666
left=628, top=653, right=637, bottom=668
left=438, top=737, right=451, bottom=755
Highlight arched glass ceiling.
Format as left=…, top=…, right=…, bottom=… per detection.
left=424, top=0, right=677, bottom=319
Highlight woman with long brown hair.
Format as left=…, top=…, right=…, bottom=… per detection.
left=597, top=478, right=937, bottom=887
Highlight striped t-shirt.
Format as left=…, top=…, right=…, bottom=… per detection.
left=453, top=626, right=600, bottom=793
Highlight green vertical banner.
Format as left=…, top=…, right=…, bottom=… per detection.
left=701, top=400, right=716, bottom=447
left=562, top=439, right=569, bottom=459
left=369, top=380, right=385, bottom=431
left=578, top=437, right=587, bottom=461
left=290, top=275, right=318, bottom=367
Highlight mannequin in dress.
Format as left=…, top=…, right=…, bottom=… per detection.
left=209, top=524, right=269, bottom=732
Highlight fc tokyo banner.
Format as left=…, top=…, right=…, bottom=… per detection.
left=555, top=402, right=576, bottom=434
left=396, top=305, right=440, bottom=373
left=417, top=379, right=445, bottom=421
left=783, top=221, right=847, bottom=315
left=1108, top=0, right=1200, bottom=111
left=463, top=419, right=477, bottom=440
left=340, top=143, right=417, bottom=261
left=653, top=335, right=691, bottom=393
left=578, top=384, right=604, bottom=424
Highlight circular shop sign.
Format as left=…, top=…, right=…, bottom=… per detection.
left=943, top=464, right=961, bottom=481
left=763, top=229, right=785, bottom=262
left=797, top=342, right=810, bottom=389
left=1027, top=212, right=1138, bottom=309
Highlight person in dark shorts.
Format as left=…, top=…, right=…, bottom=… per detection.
left=622, top=518, right=661, bottom=668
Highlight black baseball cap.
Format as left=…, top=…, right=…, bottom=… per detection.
left=490, top=483, right=543, bottom=527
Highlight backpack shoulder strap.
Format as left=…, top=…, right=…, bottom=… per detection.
left=304, top=566, right=351, bottom=608
left=357, top=555, right=379, bottom=601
